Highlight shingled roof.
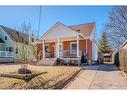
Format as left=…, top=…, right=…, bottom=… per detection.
left=68, top=22, right=95, bottom=37
left=0, top=37, right=4, bottom=43
left=0, top=25, right=29, bottom=44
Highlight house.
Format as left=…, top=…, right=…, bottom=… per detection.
left=40, top=22, right=98, bottom=62
left=119, top=39, right=127, bottom=71
left=0, top=25, right=36, bottom=62
left=0, top=37, right=4, bottom=50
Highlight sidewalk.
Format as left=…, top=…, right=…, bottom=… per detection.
left=65, top=64, right=127, bottom=89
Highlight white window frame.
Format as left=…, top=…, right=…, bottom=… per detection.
left=45, top=44, right=49, bottom=52
left=70, top=42, right=77, bottom=54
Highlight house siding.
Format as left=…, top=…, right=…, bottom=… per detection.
left=0, top=43, right=5, bottom=50
left=0, top=27, right=14, bottom=50
left=48, top=42, right=55, bottom=57
left=87, top=39, right=92, bottom=61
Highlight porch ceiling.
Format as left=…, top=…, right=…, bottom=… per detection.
left=44, top=35, right=83, bottom=43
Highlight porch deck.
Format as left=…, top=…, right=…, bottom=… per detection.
left=0, top=51, right=14, bottom=58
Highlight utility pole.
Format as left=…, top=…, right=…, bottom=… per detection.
left=37, top=6, right=42, bottom=38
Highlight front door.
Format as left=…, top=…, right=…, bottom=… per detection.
left=55, top=43, right=63, bottom=58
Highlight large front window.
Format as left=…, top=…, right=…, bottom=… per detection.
left=70, top=42, right=77, bottom=50
left=70, top=42, right=77, bottom=54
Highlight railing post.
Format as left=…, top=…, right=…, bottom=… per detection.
left=86, top=38, right=88, bottom=54
left=57, top=38, right=60, bottom=58
left=42, top=40, right=45, bottom=59
left=77, top=33, right=79, bottom=57
left=6, top=51, right=7, bottom=57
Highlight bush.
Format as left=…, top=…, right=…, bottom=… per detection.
left=54, top=58, right=64, bottom=66
left=18, top=68, right=32, bottom=74
left=114, top=52, right=120, bottom=67
left=97, top=52, right=104, bottom=64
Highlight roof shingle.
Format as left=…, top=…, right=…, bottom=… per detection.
left=0, top=25, right=29, bottom=44
left=68, top=22, right=95, bottom=37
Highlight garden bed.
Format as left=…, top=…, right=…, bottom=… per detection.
left=0, top=65, right=80, bottom=89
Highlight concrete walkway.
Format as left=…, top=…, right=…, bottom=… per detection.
left=65, top=64, right=127, bottom=89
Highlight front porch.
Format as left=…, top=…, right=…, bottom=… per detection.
left=44, top=47, right=82, bottom=58
left=0, top=51, right=14, bottom=58
left=41, top=36, right=86, bottom=59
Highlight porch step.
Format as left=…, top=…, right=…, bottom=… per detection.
left=38, top=58, right=57, bottom=66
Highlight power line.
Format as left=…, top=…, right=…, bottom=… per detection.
left=38, top=6, right=42, bottom=38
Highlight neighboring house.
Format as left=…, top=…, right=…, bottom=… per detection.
left=120, top=39, right=127, bottom=49
left=0, top=37, right=4, bottom=50
left=40, top=22, right=98, bottom=62
left=0, top=25, right=36, bottom=60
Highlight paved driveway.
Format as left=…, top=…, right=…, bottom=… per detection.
left=65, top=64, right=127, bottom=89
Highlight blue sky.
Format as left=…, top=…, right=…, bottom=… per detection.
left=0, top=6, right=113, bottom=39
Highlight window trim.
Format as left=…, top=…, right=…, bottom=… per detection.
left=31, top=37, right=34, bottom=42
left=45, top=44, right=49, bottom=52
left=5, top=36, right=7, bottom=40
left=70, top=42, right=77, bottom=53
left=8, top=47, right=13, bottom=52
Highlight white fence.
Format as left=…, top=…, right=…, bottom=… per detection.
left=0, top=51, right=14, bottom=58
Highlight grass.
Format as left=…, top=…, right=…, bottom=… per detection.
left=0, top=64, right=80, bottom=89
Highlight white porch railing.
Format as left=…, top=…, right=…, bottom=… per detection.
left=63, top=50, right=82, bottom=58
left=0, top=51, right=14, bottom=58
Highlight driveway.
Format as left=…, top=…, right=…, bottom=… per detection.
left=65, top=64, right=127, bottom=89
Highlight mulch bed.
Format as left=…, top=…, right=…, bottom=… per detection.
left=0, top=72, right=47, bottom=82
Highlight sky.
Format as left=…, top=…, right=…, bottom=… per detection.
left=0, top=6, right=113, bottom=39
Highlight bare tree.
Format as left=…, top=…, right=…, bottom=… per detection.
left=16, top=22, right=33, bottom=74
left=104, top=6, right=127, bottom=51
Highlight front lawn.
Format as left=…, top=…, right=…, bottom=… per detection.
left=0, top=64, right=80, bottom=89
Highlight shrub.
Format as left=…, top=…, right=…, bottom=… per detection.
left=114, top=52, right=120, bottom=67
left=97, top=52, right=104, bottom=64
left=54, top=58, right=64, bottom=66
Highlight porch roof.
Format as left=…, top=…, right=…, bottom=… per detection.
left=40, top=22, right=84, bottom=42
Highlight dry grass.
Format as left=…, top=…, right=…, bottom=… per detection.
left=0, top=64, right=80, bottom=89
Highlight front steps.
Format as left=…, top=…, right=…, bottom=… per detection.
left=38, top=58, right=57, bottom=66
left=38, top=58, right=81, bottom=66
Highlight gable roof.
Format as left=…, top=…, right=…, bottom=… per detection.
left=41, top=22, right=80, bottom=40
left=68, top=22, right=95, bottom=37
left=0, top=25, right=29, bottom=44
left=0, top=37, right=4, bottom=43
left=41, top=22, right=95, bottom=40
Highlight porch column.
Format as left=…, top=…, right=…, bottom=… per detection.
left=42, top=40, right=45, bottom=58
left=86, top=38, right=88, bottom=53
left=77, top=33, right=79, bottom=57
left=57, top=38, right=60, bottom=58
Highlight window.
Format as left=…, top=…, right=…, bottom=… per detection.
left=16, top=48, right=18, bottom=54
left=70, top=42, right=77, bottom=54
left=70, top=42, right=77, bottom=50
left=5, top=36, right=7, bottom=40
left=6, top=47, right=8, bottom=51
left=8, top=47, right=13, bottom=52
left=31, top=38, right=34, bottom=42
left=45, top=44, right=49, bottom=52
